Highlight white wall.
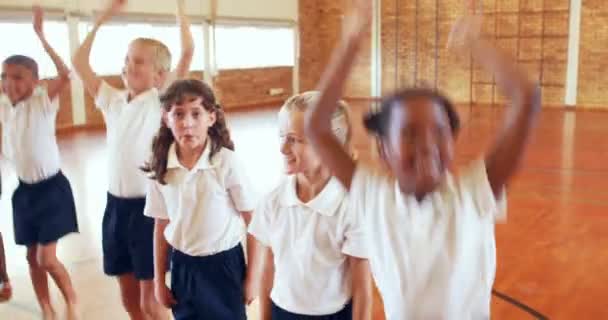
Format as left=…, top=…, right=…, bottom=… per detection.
left=0, top=0, right=297, bottom=21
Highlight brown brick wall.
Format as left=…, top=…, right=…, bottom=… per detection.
left=578, top=0, right=608, bottom=108
left=302, top=0, right=575, bottom=107
left=298, top=0, right=371, bottom=97
left=214, top=67, right=292, bottom=108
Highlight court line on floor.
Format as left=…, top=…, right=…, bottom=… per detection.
left=492, top=289, right=548, bottom=319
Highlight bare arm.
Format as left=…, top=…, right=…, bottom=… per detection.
left=474, top=40, right=540, bottom=198
left=258, top=246, right=274, bottom=320
left=173, top=0, right=195, bottom=80
left=153, top=219, right=171, bottom=284
left=33, top=6, right=70, bottom=102
left=449, top=9, right=541, bottom=197
left=350, top=256, right=372, bottom=320
left=304, top=0, right=372, bottom=189
left=72, top=0, right=125, bottom=97
left=0, top=233, right=8, bottom=283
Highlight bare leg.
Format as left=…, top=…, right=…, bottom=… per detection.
left=27, top=246, right=56, bottom=320
left=118, top=274, right=146, bottom=320
left=37, top=242, right=80, bottom=320
left=0, top=233, right=11, bottom=302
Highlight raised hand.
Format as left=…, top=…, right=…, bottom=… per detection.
left=447, top=0, right=482, bottom=50
left=342, top=0, right=373, bottom=41
left=33, top=6, right=44, bottom=38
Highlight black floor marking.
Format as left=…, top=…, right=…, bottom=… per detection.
left=492, top=289, right=549, bottom=320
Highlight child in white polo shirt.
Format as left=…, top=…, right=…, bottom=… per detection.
left=142, top=79, right=255, bottom=320
left=248, top=91, right=372, bottom=320
left=0, top=6, right=79, bottom=319
left=305, top=1, right=541, bottom=319
left=72, top=0, right=194, bottom=318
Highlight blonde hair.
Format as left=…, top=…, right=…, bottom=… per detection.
left=129, top=38, right=172, bottom=72
left=280, top=91, right=352, bottom=147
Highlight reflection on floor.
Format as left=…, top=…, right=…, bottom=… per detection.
left=1, top=104, right=607, bottom=319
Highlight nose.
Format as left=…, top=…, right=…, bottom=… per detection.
left=182, top=114, right=195, bottom=128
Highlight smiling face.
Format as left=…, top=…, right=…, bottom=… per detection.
left=1, top=62, right=38, bottom=105
left=380, top=97, right=456, bottom=198
left=278, top=109, right=323, bottom=175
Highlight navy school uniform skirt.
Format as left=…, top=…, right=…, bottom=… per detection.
left=12, top=171, right=79, bottom=246
left=102, top=193, right=155, bottom=280
left=171, top=244, right=247, bottom=320
left=271, top=301, right=353, bottom=320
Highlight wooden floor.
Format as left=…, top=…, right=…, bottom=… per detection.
left=0, top=103, right=606, bottom=319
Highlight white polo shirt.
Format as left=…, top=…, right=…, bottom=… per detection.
left=350, top=160, right=507, bottom=320
left=0, top=86, right=61, bottom=183
left=249, top=176, right=367, bottom=316
left=144, top=143, right=255, bottom=256
left=95, top=81, right=162, bottom=198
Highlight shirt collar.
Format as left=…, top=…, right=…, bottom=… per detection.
left=279, top=175, right=346, bottom=216
left=166, top=142, right=215, bottom=171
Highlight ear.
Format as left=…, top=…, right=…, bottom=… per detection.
left=156, top=69, right=168, bottom=88
left=208, top=109, right=217, bottom=126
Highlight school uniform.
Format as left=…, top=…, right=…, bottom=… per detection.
left=0, top=87, right=78, bottom=246
left=95, top=81, right=162, bottom=280
left=349, top=160, right=507, bottom=320
left=248, top=176, right=367, bottom=319
left=144, top=143, right=254, bottom=320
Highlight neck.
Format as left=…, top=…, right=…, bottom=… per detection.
left=177, top=139, right=207, bottom=170
left=127, top=87, right=152, bottom=102
left=295, top=167, right=332, bottom=203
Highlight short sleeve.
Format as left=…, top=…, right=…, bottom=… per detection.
left=143, top=179, right=169, bottom=219
left=341, top=198, right=368, bottom=259
left=459, top=159, right=507, bottom=222
left=225, top=153, right=256, bottom=212
left=248, top=199, right=273, bottom=247
left=348, top=162, right=390, bottom=219
left=95, top=81, right=122, bottom=113
left=36, top=86, right=59, bottom=114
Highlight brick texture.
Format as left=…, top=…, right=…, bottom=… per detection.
left=298, top=0, right=371, bottom=97
left=302, top=0, right=572, bottom=108
left=578, top=0, right=608, bottom=108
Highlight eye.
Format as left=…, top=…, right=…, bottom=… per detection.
left=192, top=111, right=201, bottom=119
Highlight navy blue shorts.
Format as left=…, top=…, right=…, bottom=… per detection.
left=271, top=301, right=352, bottom=320
left=171, top=245, right=247, bottom=320
left=102, top=193, right=154, bottom=280
left=12, top=171, right=79, bottom=246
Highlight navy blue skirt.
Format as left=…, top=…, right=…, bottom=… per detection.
left=12, top=171, right=79, bottom=246
left=271, top=301, right=353, bottom=320
left=171, top=245, right=247, bottom=320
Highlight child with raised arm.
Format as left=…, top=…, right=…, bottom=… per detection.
left=0, top=6, right=80, bottom=319
left=305, top=0, right=541, bottom=318
left=72, top=0, right=194, bottom=318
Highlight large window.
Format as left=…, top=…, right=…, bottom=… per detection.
left=0, top=20, right=70, bottom=79
left=78, top=22, right=205, bottom=75
left=214, top=24, right=294, bottom=69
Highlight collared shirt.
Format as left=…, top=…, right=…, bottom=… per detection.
left=349, top=160, right=507, bottom=319
left=144, top=143, right=255, bottom=256
left=0, top=86, right=61, bottom=183
left=249, top=175, right=367, bottom=315
left=95, top=81, right=162, bottom=197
